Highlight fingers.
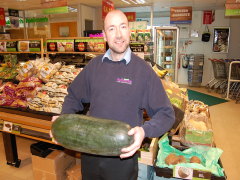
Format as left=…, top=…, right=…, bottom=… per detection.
left=52, top=115, right=59, bottom=122
left=50, top=116, right=59, bottom=144
left=120, top=126, right=145, bottom=159
left=120, top=146, right=139, bottom=159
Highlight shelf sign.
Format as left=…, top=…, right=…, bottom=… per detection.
left=43, top=6, right=68, bottom=14
left=102, top=0, right=114, bottom=19
left=203, top=10, right=215, bottom=24
left=124, top=12, right=136, bottom=22
left=170, top=6, right=192, bottom=24
left=0, top=8, right=6, bottom=26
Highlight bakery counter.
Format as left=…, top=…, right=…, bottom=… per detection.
left=0, top=107, right=55, bottom=167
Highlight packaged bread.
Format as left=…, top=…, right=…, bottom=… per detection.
left=37, top=62, right=61, bottom=83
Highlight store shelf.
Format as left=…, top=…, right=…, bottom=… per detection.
left=0, top=51, right=42, bottom=54
left=46, top=51, right=104, bottom=55
left=163, top=46, right=175, bottom=49
left=0, top=38, right=44, bottom=58
left=162, top=61, right=173, bottom=65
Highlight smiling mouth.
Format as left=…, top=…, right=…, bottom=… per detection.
left=115, top=41, right=124, bottom=44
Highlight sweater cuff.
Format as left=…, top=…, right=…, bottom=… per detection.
left=141, top=124, right=151, bottom=138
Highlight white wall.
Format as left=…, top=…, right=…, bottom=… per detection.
left=227, top=17, right=240, bottom=59
left=177, top=10, right=231, bottom=86
left=77, top=4, right=96, bottom=36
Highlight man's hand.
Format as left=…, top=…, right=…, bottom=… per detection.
left=120, top=126, right=145, bottom=159
left=50, top=116, right=59, bottom=143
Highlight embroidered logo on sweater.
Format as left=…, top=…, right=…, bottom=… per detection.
left=116, top=78, right=132, bottom=85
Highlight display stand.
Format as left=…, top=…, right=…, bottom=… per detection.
left=45, top=37, right=106, bottom=56
left=0, top=38, right=44, bottom=58
left=0, top=107, right=53, bottom=167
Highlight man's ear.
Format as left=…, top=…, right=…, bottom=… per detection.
left=102, top=30, right=107, bottom=41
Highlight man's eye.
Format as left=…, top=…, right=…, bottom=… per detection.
left=109, top=27, right=115, bottom=31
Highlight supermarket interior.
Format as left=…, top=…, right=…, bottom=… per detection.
left=0, top=0, right=240, bottom=180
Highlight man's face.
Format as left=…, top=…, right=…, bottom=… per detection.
left=103, top=11, right=130, bottom=55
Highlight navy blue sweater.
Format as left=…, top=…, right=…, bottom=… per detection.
left=61, top=53, right=175, bottom=137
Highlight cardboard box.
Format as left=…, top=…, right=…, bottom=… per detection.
left=66, top=164, right=82, bottom=180
left=32, top=150, right=76, bottom=180
left=138, top=138, right=158, bottom=166
left=32, top=169, right=64, bottom=180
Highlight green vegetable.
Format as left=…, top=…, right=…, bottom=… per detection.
left=51, top=114, right=134, bottom=156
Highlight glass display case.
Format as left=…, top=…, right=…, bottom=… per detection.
left=154, top=27, right=179, bottom=82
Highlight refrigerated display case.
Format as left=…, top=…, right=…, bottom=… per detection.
left=154, top=27, right=179, bottom=82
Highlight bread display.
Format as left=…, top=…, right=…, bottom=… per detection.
left=28, top=65, right=81, bottom=114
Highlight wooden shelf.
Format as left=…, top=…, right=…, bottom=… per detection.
left=46, top=37, right=104, bottom=40
left=46, top=51, right=104, bottom=55
left=0, top=51, right=42, bottom=54
left=0, top=38, right=44, bottom=58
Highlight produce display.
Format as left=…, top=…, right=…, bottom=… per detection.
left=165, top=153, right=202, bottom=165
left=0, top=77, right=42, bottom=108
left=161, top=79, right=187, bottom=110
left=51, top=114, right=134, bottom=156
left=156, top=134, right=225, bottom=178
left=152, top=64, right=168, bottom=78
left=179, top=100, right=213, bottom=147
left=0, top=54, right=81, bottom=114
left=28, top=65, right=81, bottom=114
left=0, top=55, right=18, bottom=80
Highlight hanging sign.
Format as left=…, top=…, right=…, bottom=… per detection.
left=170, top=6, right=192, bottom=24
left=0, top=8, right=6, bottom=26
left=225, top=0, right=240, bottom=16
left=41, top=0, right=67, bottom=8
left=102, top=0, right=114, bottom=19
left=225, top=0, right=240, bottom=9
left=124, top=12, right=136, bottom=22
left=43, top=6, right=68, bottom=14
left=203, top=10, right=215, bottom=24
left=225, top=9, right=240, bottom=16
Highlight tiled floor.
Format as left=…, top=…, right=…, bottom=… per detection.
left=0, top=87, right=239, bottom=180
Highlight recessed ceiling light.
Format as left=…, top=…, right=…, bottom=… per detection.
left=16, top=0, right=27, bottom=2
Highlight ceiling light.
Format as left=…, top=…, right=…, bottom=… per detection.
left=121, top=0, right=146, bottom=5
left=136, top=0, right=145, bottom=4
left=129, top=0, right=138, bottom=4
left=16, top=0, right=27, bottom=1
left=121, top=0, right=131, bottom=4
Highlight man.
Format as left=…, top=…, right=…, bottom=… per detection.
left=58, top=9, right=175, bottom=180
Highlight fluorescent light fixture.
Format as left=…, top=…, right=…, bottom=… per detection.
left=129, top=0, right=138, bottom=4
left=136, top=0, right=145, bottom=4
left=121, top=0, right=131, bottom=4
left=121, top=0, right=146, bottom=5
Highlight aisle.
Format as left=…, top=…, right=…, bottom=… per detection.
left=187, top=87, right=240, bottom=180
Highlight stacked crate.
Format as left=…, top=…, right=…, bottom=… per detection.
left=187, top=54, right=204, bottom=87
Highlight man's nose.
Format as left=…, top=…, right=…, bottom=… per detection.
left=116, top=28, right=122, bottom=38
